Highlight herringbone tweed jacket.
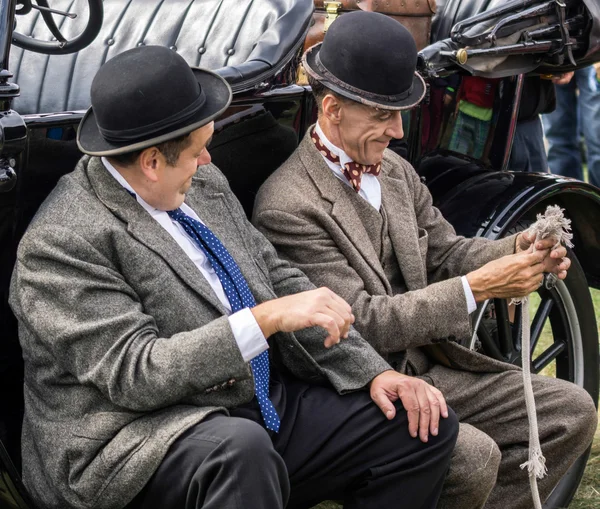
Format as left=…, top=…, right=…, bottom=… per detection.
left=9, top=156, right=391, bottom=509
left=253, top=129, right=518, bottom=372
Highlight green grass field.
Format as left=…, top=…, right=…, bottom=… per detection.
left=312, top=289, right=600, bottom=509
left=569, top=288, right=600, bottom=508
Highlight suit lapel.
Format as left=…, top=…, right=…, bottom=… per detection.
left=298, top=133, right=390, bottom=290
left=86, top=157, right=229, bottom=314
left=380, top=171, right=428, bottom=290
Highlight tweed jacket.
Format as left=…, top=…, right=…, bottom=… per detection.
left=253, top=130, right=519, bottom=371
left=9, top=156, right=391, bottom=509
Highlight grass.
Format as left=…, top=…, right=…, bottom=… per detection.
left=569, top=288, right=600, bottom=508
left=311, top=289, right=600, bottom=509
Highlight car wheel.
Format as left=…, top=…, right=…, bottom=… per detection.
left=469, top=246, right=598, bottom=508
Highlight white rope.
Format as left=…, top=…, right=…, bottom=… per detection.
left=510, top=205, right=573, bottom=509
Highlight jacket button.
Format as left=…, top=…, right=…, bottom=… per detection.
left=198, top=47, right=206, bottom=54
left=227, top=48, right=235, bottom=55
left=170, top=45, right=177, bottom=51
left=107, top=38, right=115, bottom=46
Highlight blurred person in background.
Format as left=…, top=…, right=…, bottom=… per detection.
left=542, top=65, right=600, bottom=187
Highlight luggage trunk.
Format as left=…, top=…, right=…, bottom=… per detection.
left=298, top=0, right=436, bottom=83
left=305, top=0, right=436, bottom=52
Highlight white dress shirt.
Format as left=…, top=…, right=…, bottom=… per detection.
left=102, top=157, right=268, bottom=361
left=313, top=123, right=477, bottom=314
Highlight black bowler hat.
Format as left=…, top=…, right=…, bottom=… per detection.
left=303, top=11, right=426, bottom=110
left=77, top=45, right=232, bottom=156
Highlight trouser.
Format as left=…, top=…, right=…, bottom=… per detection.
left=542, top=66, right=600, bottom=188
left=129, top=370, right=459, bottom=509
left=509, top=116, right=548, bottom=172
left=423, top=365, right=597, bottom=509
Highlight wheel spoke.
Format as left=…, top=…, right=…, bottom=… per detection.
left=477, top=320, right=504, bottom=361
left=533, top=341, right=566, bottom=374
left=530, top=295, right=554, bottom=354
left=512, top=303, right=522, bottom=351
left=494, top=299, right=513, bottom=356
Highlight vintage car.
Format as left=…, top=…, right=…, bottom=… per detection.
left=0, top=0, right=599, bottom=507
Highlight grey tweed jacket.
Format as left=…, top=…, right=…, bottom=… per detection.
left=9, top=156, right=391, bottom=509
left=253, top=130, right=518, bottom=371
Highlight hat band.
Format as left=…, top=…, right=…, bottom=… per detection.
left=98, top=90, right=207, bottom=144
left=315, top=52, right=413, bottom=103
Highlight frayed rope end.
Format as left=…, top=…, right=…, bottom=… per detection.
left=520, top=448, right=548, bottom=480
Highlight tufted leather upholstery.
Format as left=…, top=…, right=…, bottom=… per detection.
left=10, top=0, right=313, bottom=115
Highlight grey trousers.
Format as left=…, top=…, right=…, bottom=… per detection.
left=129, top=372, right=459, bottom=509
left=423, top=365, right=597, bottom=509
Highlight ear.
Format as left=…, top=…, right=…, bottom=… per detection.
left=322, top=94, right=343, bottom=125
left=138, top=147, right=165, bottom=183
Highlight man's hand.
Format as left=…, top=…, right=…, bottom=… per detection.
left=370, top=370, right=448, bottom=443
left=466, top=249, right=548, bottom=302
left=551, top=72, right=574, bottom=85
left=515, top=230, right=571, bottom=279
left=251, top=287, right=354, bottom=348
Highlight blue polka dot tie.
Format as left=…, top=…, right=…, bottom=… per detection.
left=167, top=208, right=280, bottom=432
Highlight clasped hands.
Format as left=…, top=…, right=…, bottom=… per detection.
left=466, top=230, right=571, bottom=302
left=251, top=287, right=447, bottom=442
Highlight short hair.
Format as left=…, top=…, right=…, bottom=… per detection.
left=308, top=74, right=349, bottom=112
left=109, top=133, right=192, bottom=167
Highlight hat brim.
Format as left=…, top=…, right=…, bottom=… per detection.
left=303, top=43, right=426, bottom=111
left=77, top=68, right=232, bottom=156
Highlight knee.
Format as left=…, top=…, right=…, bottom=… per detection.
left=563, top=385, right=598, bottom=444
left=220, top=418, right=278, bottom=464
left=452, top=425, right=500, bottom=500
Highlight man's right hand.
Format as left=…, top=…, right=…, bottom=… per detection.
left=466, top=249, right=548, bottom=302
left=251, top=287, right=355, bottom=348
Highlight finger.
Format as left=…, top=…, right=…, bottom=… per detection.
left=557, top=270, right=568, bottom=280
left=524, top=249, right=548, bottom=265
left=371, top=387, right=397, bottom=421
left=423, top=386, right=441, bottom=438
left=550, top=246, right=567, bottom=259
left=323, top=296, right=354, bottom=336
left=312, top=313, right=341, bottom=348
left=398, top=388, right=420, bottom=439
left=535, top=238, right=558, bottom=251
left=559, top=257, right=571, bottom=271
left=430, top=385, right=449, bottom=419
left=415, top=384, right=431, bottom=443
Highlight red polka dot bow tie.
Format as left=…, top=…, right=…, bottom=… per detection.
left=311, top=128, right=381, bottom=192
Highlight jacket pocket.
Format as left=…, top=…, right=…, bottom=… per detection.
left=67, top=412, right=150, bottom=506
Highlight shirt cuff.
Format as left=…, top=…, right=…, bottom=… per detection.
left=228, top=307, right=269, bottom=362
left=461, top=276, right=478, bottom=314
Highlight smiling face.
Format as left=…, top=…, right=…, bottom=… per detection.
left=112, top=122, right=215, bottom=211
left=319, top=94, right=404, bottom=166
left=154, top=124, right=214, bottom=210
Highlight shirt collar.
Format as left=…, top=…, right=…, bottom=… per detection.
left=315, top=121, right=353, bottom=168
left=101, top=157, right=161, bottom=217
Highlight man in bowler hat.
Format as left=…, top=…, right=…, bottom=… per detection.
left=253, top=11, right=597, bottom=509
left=9, top=45, right=460, bottom=509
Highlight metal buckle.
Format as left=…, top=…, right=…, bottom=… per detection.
left=324, top=2, right=342, bottom=33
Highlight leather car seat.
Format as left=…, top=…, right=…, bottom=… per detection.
left=10, top=0, right=314, bottom=115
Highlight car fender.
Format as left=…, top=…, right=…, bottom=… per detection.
left=429, top=169, right=600, bottom=289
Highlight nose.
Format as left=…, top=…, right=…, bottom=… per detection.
left=385, top=111, right=404, bottom=140
left=198, top=149, right=212, bottom=166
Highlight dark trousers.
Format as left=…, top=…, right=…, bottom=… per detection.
left=129, top=372, right=458, bottom=509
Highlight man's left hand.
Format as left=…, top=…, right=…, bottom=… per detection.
left=515, top=230, right=571, bottom=279
left=370, top=370, right=449, bottom=443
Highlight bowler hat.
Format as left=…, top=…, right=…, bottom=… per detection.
left=303, top=11, right=425, bottom=110
left=77, top=45, right=232, bottom=156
